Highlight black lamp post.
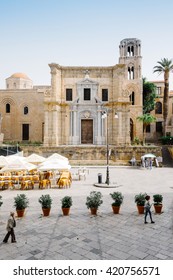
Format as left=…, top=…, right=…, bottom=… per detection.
left=102, top=109, right=118, bottom=185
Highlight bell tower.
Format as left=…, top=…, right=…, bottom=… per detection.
left=119, top=38, right=142, bottom=80
left=119, top=38, right=143, bottom=143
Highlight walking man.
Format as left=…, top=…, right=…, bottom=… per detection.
left=144, top=195, right=155, bottom=224
left=3, top=212, right=16, bottom=243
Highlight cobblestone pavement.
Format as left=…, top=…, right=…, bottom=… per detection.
left=0, top=166, right=173, bottom=260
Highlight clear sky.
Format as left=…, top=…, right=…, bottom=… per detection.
left=0, top=0, right=173, bottom=89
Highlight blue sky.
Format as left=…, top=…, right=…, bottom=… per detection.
left=0, top=0, right=173, bottom=88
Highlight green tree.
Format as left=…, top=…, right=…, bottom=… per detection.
left=153, top=58, right=173, bottom=136
left=137, top=114, right=156, bottom=145
left=143, top=78, right=157, bottom=114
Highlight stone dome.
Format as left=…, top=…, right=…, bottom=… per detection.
left=10, top=73, right=31, bottom=80
left=6, top=72, right=33, bottom=89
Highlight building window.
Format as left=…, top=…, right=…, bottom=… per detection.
left=13, top=83, right=16, bottom=88
left=66, top=88, right=72, bottom=101
left=127, top=46, right=134, bottom=56
left=146, top=124, right=151, bottom=133
left=155, top=102, right=162, bottom=114
left=102, top=89, right=108, bottom=101
left=128, top=66, right=134, bottom=80
left=24, top=106, right=28, bottom=115
left=6, top=103, right=10, bottom=113
left=156, top=87, right=161, bottom=95
left=84, top=88, right=91, bottom=100
left=156, top=122, right=162, bottom=133
left=130, top=92, right=135, bottom=105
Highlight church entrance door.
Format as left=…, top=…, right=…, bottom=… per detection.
left=81, top=119, right=93, bottom=144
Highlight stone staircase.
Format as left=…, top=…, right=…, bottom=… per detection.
left=162, top=146, right=173, bottom=167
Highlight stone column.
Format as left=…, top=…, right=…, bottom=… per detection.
left=50, top=66, right=57, bottom=98
left=70, top=111, right=73, bottom=137
left=70, top=106, right=79, bottom=145
left=116, top=110, right=124, bottom=145
left=69, top=110, right=75, bottom=144
left=51, top=107, right=58, bottom=145
left=96, top=106, right=103, bottom=144
left=73, top=107, right=77, bottom=137
left=125, top=109, right=131, bottom=145
left=49, top=63, right=62, bottom=101
left=43, top=110, right=49, bottom=146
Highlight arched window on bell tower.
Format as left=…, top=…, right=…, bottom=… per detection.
left=127, top=46, right=131, bottom=56
left=127, top=45, right=134, bottom=57
left=128, top=66, right=135, bottom=80
left=131, top=46, right=134, bottom=56
left=130, top=92, right=135, bottom=105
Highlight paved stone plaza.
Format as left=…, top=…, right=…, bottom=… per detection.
left=0, top=166, right=173, bottom=260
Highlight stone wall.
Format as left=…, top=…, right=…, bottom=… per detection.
left=22, top=145, right=162, bottom=165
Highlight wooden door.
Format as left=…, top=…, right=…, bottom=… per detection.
left=81, top=119, right=93, bottom=144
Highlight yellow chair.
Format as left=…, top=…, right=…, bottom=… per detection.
left=39, top=179, right=49, bottom=189
left=57, top=171, right=72, bottom=188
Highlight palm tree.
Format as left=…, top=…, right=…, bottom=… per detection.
left=137, top=114, right=156, bottom=145
left=153, top=58, right=173, bottom=136
left=143, top=78, right=157, bottom=114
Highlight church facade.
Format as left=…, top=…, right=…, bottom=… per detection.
left=0, top=38, right=144, bottom=147
left=44, top=38, right=143, bottom=147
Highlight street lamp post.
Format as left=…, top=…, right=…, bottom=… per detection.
left=105, top=112, right=110, bottom=185
left=102, top=109, right=118, bottom=185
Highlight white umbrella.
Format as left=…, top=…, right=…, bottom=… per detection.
left=0, top=157, right=37, bottom=172
left=46, top=153, right=68, bottom=162
left=6, top=154, right=27, bottom=163
left=141, top=153, right=156, bottom=159
left=0, top=156, right=9, bottom=167
left=38, top=159, right=71, bottom=171
left=26, top=153, right=45, bottom=165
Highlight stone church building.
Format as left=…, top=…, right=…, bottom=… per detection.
left=0, top=38, right=144, bottom=148
left=45, top=38, right=143, bottom=147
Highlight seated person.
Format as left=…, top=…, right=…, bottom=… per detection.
left=130, top=156, right=136, bottom=166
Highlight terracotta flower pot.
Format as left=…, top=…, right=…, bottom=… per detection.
left=90, top=208, right=97, bottom=215
left=62, top=207, right=70, bottom=216
left=16, top=209, right=25, bottom=217
left=112, top=205, right=120, bottom=214
left=42, top=208, right=51, bottom=216
left=154, top=204, right=163, bottom=214
left=137, top=205, right=144, bottom=214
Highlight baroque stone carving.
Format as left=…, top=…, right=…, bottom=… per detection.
left=83, top=111, right=91, bottom=118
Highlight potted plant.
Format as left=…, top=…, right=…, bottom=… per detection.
left=61, top=196, right=72, bottom=216
left=110, top=192, right=124, bottom=214
left=86, top=191, right=103, bottom=215
left=153, top=194, right=163, bottom=214
left=14, top=194, right=29, bottom=217
left=38, top=194, right=52, bottom=216
left=0, top=195, right=3, bottom=208
left=134, top=193, right=147, bottom=214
